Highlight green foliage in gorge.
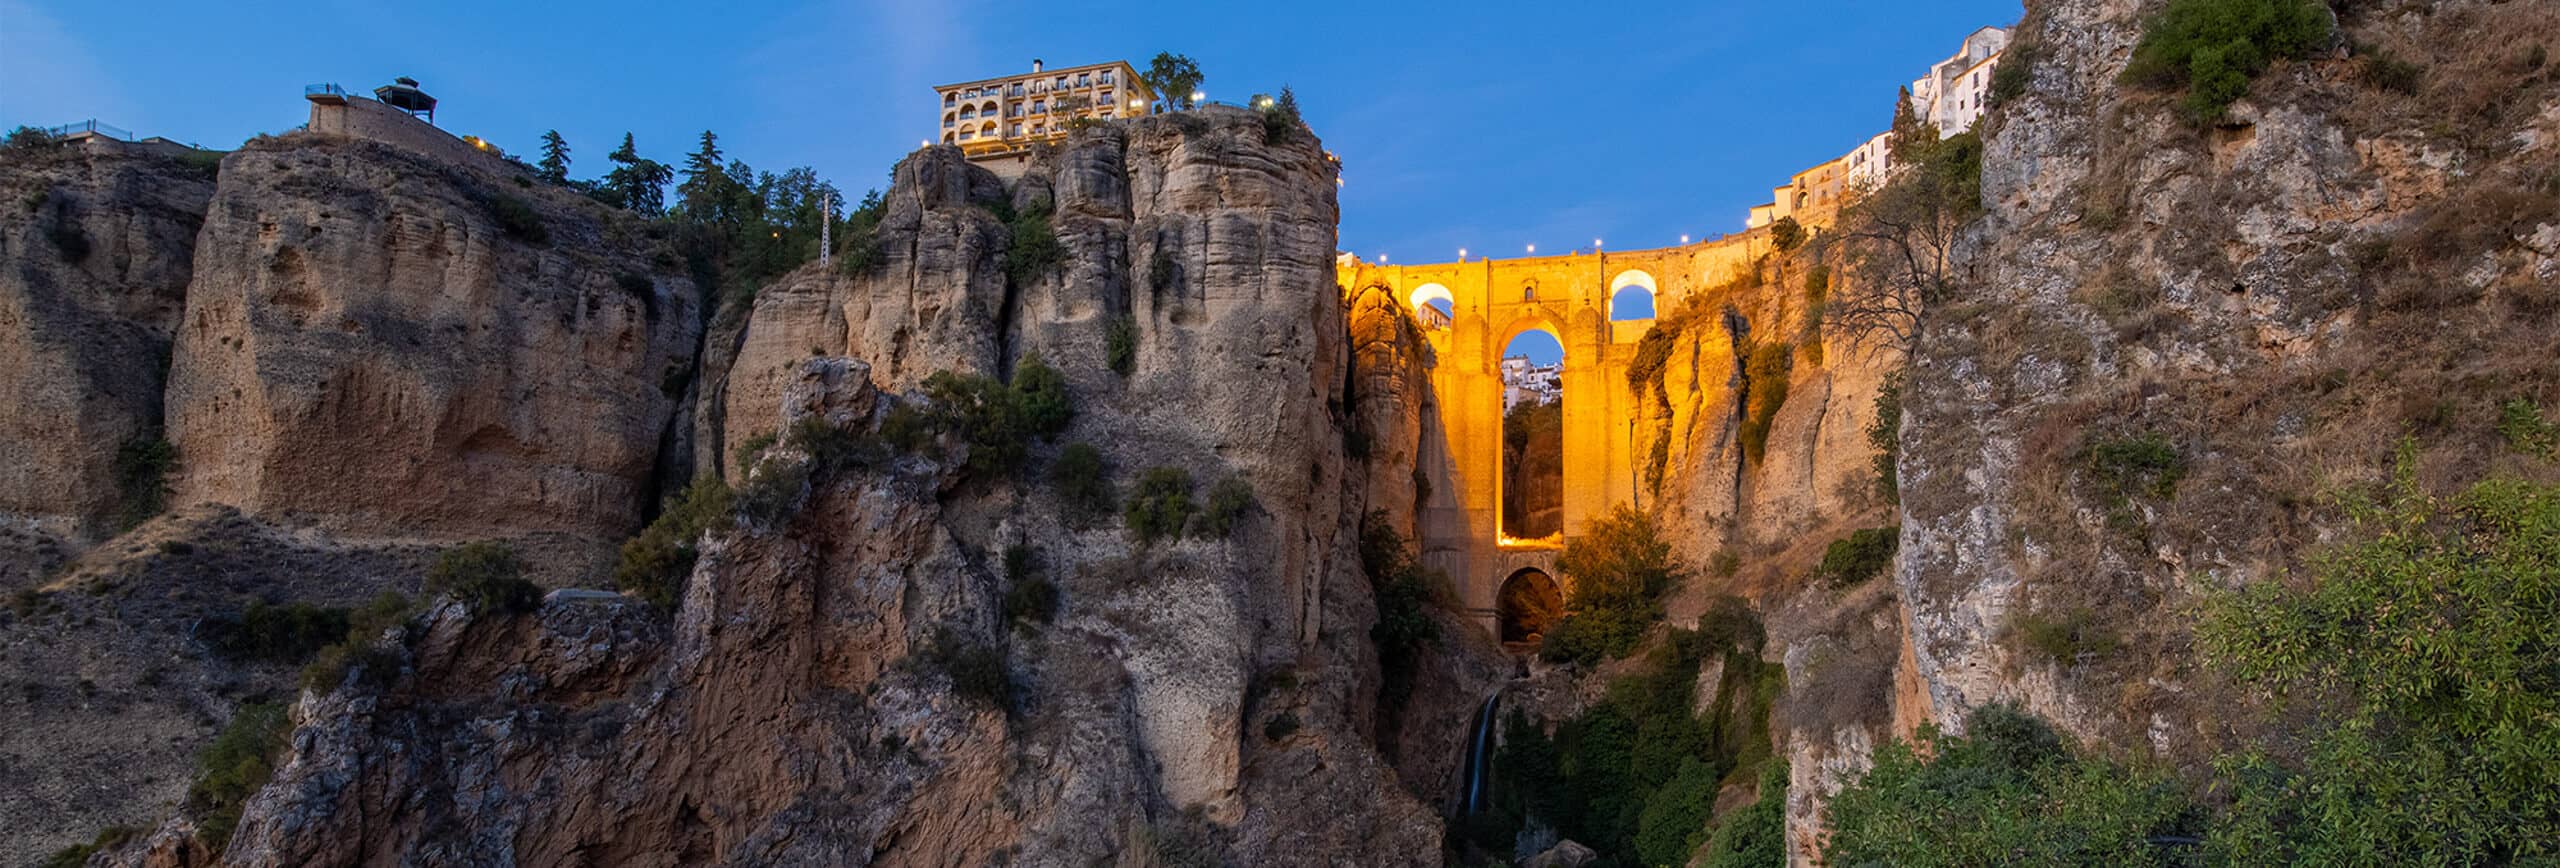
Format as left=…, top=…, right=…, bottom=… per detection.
left=2197, top=461, right=2560, bottom=863
left=1825, top=703, right=2200, bottom=867
left=1541, top=505, right=1684, bottom=665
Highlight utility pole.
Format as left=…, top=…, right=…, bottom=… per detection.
left=820, top=190, right=833, bottom=268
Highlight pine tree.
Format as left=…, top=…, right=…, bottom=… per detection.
left=677, top=130, right=731, bottom=220
left=536, top=131, right=570, bottom=184
left=602, top=133, right=671, bottom=215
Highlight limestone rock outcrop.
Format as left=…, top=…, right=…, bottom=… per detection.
left=164, top=134, right=700, bottom=551
left=203, top=107, right=1461, bottom=866
left=0, top=141, right=215, bottom=545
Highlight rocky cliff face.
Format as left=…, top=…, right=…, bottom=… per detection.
left=187, top=107, right=1460, bottom=866
left=1892, top=0, right=2558, bottom=831
left=0, top=141, right=214, bottom=546
left=165, top=135, right=700, bottom=554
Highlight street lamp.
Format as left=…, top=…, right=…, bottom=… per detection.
left=1458, top=247, right=1467, bottom=261
left=1190, top=90, right=1205, bottom=105
left=1680, top=233, right=1690, bottom=244
left=1594, top=238, right=1603, bottom=251
left=1526, top=243, right=1536, bottom=255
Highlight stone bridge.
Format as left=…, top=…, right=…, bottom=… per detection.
left=1340, top=231, right=1775, bottom=641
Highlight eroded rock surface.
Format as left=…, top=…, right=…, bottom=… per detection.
left=165, top=134, right=701, bottom=552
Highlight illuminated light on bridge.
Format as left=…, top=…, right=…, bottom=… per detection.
left=1497, top=533, right=1564, bottom=550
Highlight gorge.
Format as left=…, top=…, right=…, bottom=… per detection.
left=5, top=0, right=2559, bottom=865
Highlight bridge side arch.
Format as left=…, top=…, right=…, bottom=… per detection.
left=1407, top=282, right=1456, bottom=328
left=1609, top=269, right=1660, bottom=321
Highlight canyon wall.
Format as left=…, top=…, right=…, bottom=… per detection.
left=165, top=135, right=701, bottom=553
left=0, top=141, right=213, bottom=546
left=188, top=107, right=1472, bottom=867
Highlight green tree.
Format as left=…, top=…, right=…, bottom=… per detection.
left=1144, top=53, right=1205, bottom=109
left=601, top=133, right=672, bottom=214
left=536, top=130, right=570, bottom=184
left=677, top=130, right=742, bottom=226
left=1542, top=505, right=1684, bottom=664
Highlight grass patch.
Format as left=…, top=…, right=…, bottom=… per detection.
left=2009, top=606, right=2121, bottom=666
left=201, top=600, right=350, bottom=664
left=1000, top=201, right=1063, bottom=287
left=2498, top=397, right=2558, bottom=459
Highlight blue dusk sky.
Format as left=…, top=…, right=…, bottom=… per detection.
left=3, top=0, right=2020, bottom=363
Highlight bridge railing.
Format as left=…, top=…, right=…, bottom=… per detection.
left=42, top=119, right=131, bottom=141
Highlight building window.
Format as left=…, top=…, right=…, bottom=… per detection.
left=1077, top=73, right=1091, bottom=87
left=943, top=93, right=956, bottom=106
left=1099, top=71, right=1114, bottom=84
left=959, top=106, right=976, bottom=120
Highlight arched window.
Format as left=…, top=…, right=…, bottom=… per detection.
left=1498, top=326, right=1565, bottom=541
left=959, top=106, right=977, bottom=120
left=1408, top=283, right=1455, bottom=329
left=944, top=93, right=956, bottom=106
left=1608, top=270, right=1658, bottom=321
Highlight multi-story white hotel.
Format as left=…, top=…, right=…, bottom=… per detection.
left=935, top=59, right=1158, bottom=176
left=1749, top=26, right=2009, bottom=229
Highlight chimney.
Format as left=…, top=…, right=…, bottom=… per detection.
left=1032, top=58, right=1044, bottom=73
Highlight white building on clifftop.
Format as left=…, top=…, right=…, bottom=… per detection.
left=1748, top=25, right=2010, bottom=229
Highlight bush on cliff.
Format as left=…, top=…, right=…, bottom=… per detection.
left=487, top=193, right=549, bottom=244
left=1195, top=475, right=1255, bottom=538
left=1812, top=527, right=1898, bottom=588
left=897, top=358, right=1077, bottom=480
left=298, top=591, right=416, bottom=691
left=1050, top=442, right=1117, bottom=526
left=1124, top=467, right=1197, bottom=545
left=201, top=600, right=350, bottom=664
left=112, top=435, right=176, bottom=531
left=428, top=541, right=541, bottom=616
left=186, top=701, right=292, bottom=850
left=1739, top=341, right=1794, bottom=464
left=1000, top=200, right=1063, bottom=287
left=1358, top=512, right=1446, bottom=721
left=2121, top=0, right=2333, bottom=124
left=1542, top=505, right=1684, bottom=665
left=615, top=475, right=735, bottom=610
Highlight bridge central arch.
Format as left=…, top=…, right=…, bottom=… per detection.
left=1338, top=233, right=1773, bottom=636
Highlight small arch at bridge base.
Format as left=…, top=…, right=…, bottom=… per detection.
left=1497, top=568, right=1564, bottom=649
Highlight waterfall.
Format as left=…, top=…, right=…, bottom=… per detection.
left=1457, top=692, right=1501, bottom=816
